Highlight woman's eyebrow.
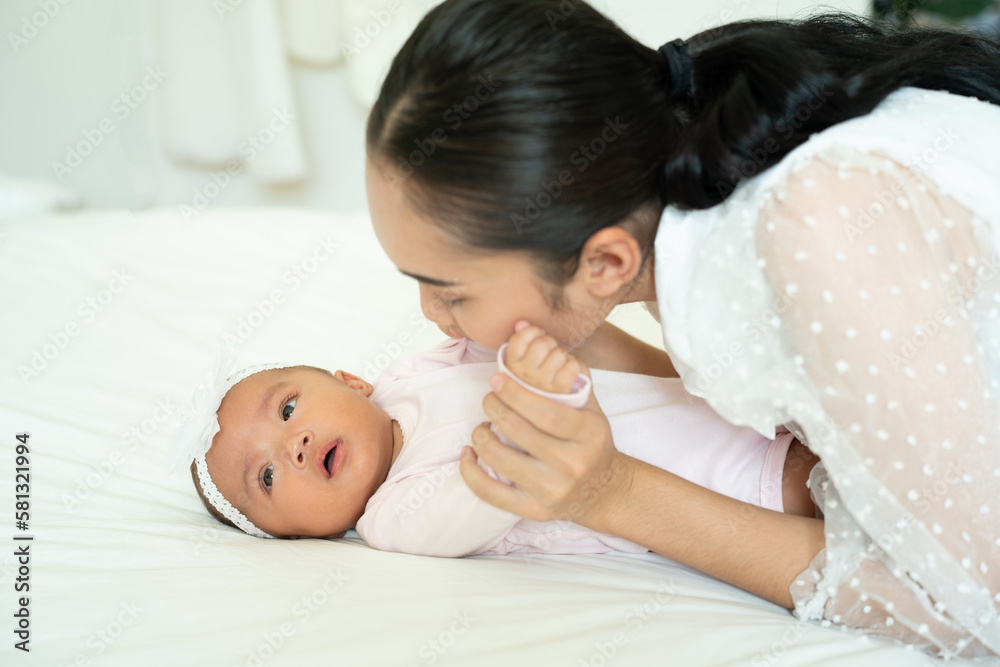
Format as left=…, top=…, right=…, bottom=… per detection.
left=399, top=270, right=460, bottom=288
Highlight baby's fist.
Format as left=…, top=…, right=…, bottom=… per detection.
left=504, top=323, right=581, bottom=394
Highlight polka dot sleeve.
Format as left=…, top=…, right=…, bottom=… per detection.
left=756, top=151, right=1000, bottom=657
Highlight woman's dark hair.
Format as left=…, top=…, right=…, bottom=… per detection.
left=367, top=0, right=1000, bottom=285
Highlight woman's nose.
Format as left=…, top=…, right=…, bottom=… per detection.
left=419, top=284, right=453, bottom=326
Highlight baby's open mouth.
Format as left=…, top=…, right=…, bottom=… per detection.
left=324, top=445, right=337, bottom=475
left=316, top=439, right=343, bottom=478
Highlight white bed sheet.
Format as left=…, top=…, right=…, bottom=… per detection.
left=0, top=208, right=965, bottom=666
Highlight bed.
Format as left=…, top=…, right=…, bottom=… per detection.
left=0, top=206, right=965, bottom=666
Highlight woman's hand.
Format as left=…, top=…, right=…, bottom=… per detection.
left=462, top=323, right=825, bottom=611
left=459, top=326, right=635, bottom=530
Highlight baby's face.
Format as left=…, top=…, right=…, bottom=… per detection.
left=206, top=366, right=397, bottom=538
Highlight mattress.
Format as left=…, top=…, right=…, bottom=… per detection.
left=0, top=207, right=961, bottom=665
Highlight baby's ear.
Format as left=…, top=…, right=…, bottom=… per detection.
left=334, top=370, right=374, bottom=397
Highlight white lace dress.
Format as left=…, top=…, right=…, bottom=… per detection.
left=653, top=87, right=1000, bottom=659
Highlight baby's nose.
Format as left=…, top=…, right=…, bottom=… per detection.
left=291, top=432, right=312, bottom=466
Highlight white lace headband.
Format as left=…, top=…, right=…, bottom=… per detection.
left=170, top=353, right=298, bottom=539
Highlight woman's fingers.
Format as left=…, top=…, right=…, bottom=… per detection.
left=485, top=374, right=591, bottom=443
left=473, top=333, right=627, bottom=527
left=461, top=436, right=553, bottom=521
left=467, top=424, right=593, bottom=522
left=469, top=420, right=558, bottom=494
left=480, top=392, right=559, bottom=462
left=457, top=446, right=523, bottom=511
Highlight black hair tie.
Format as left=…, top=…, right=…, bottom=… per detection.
left=658, top=38, right=692, bottom=101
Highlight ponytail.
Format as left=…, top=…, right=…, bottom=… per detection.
left=367, top=0, right=1000, bottom=282
left=668, top=15, right=1000, bottom=208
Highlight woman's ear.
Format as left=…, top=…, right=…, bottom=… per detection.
left=334, top=370, right=374, bottom=397
left=576, top=226, right=644, bottom=298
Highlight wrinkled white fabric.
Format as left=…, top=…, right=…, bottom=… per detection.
left=655, top=88, right=1000, bottom=659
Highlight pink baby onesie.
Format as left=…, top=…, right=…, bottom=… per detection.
left=354, top=338, right=795, bottom=557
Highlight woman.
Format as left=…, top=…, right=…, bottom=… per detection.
left=364, top=0, right=1000, bottom=657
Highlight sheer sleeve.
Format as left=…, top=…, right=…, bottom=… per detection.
left=756, top=149, right=1000, bottom=657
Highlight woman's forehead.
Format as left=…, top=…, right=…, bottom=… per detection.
left=366, top=159, right=548, bottom=288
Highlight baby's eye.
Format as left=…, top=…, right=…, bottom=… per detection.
left=261, top=464, right=273, bottom=491
left=282, top=398, right=297, bottom=421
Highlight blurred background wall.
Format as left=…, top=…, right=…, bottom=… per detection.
left=5, top=0, right=992, bottom=216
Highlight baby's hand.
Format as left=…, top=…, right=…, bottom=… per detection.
left=503, top=323, right=581, bottom=395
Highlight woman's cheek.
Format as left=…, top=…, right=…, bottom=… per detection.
left=466, top=313, right=504, bottom=350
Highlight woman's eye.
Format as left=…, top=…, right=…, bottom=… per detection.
left=282, top=398, right=297, bottom=421
left=438, top=294, right=463, bottom=307
left=262, top=464, right=273, bottom=491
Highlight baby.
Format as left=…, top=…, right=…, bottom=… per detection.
left=179, top=325, right=817, bottom=556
